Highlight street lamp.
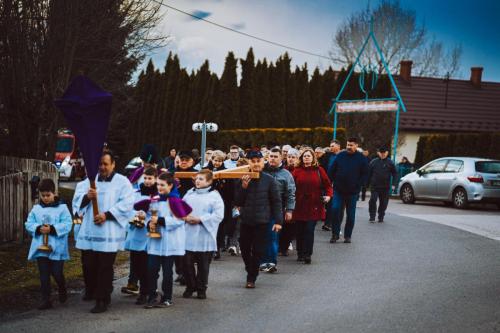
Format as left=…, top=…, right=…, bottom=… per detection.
left=192, top=122, right=218, bottom=168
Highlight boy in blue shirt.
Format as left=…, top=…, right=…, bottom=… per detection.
left=25, top=179, right=72, bottom=310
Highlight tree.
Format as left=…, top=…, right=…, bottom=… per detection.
left=216, top=52, right=239, bottom=130
left=239, top=48, right=257, bottom=128
left=329, top=0, right=462, bottom=78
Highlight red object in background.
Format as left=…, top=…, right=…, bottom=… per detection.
left=54, top=128, right=86, bottom=180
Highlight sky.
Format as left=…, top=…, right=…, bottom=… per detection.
left=142, top=0, right=500, bottom=82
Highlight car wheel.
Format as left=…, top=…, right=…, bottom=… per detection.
left=452, top=187, right=468, bottom=209
left=400, top=184, right=415, bottom=204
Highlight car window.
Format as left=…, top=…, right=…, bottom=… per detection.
left=444, top=160, right=463, bottom=173
left=423, top=160, right=447, bottom=173
left=475, top=161, right=500, bottom=173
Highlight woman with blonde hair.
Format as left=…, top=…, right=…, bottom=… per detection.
left=292, top=148, right=332, bottom=264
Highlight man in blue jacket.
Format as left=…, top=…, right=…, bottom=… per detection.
left=328, top=137, right=368, bottom=243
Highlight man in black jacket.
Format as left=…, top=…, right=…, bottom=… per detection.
left=367, top=147, right=397, bottom=223
left=234, top=150, right=283, bottom=288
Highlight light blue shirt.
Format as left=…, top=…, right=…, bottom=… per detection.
left=224, top=159, right=239, bottom=169
left=25, top=203, right=73, bottom=261
left=146, top=199, right=185, bottom=256
left=183, top=187, right=224, bottom=252
left=73, top=174, right=135, bottom=252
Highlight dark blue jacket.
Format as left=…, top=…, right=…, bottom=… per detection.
left=328, top=151, right=369, bottom=195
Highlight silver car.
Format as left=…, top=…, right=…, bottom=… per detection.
left=398, top=157, right=500, bottom=209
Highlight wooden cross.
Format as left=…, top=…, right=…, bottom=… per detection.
left=174, top=165, right=260, bottom=179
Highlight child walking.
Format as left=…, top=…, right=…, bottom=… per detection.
left=25, top=179, right=72, bottom=310
left=145, top=172, right=188, bottom=308
left=182, top=170, right=224, bottom=299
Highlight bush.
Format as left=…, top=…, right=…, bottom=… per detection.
left=210, top=127, right=346, bottom=149
left=414, top=132, right=500, bottom=167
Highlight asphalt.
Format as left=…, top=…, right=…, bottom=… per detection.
left=2, top=201, right=500, bottom=333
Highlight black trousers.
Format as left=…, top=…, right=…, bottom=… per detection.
left=81, top=250, right=94, bottom=296
left=130, top=250, right=149, bottom=295
left=369, top=188, right=390, bottom=220
left=239, top=223, right=268, bottom=283
left=183, top=251, right=212, bottom=292
left=175, top=256, right=184, bottom=277
left=296, top=221, right=317, bottom=257
left=279, top=221, right=297, bottom=254
left=84, top=250, right=117, bottom=302
left=37, top=257, right=65, bottom=302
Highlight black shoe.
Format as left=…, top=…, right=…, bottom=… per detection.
left=369, top=217, right=375, bottom=223
left=90, top=300, right=108, bottom=313
left=183, top=290, right=194, bottom=298
left=144, top=298, right=157, bottom=309
left=38, top=300, right=52, bottom=310
left=378, top=218, right=384, bottom=223
left=59, top=289, right=68, bottom=303
left=330, top=235, right=339, bottom=243
left=82, top=291, right=94, bottom=301
left=344, top=237, right=351, bottom=244
left=135, top=294, right=148, bottom=305
left=297, top=256, right=305, bottom=262
left=197, top=291, right=207, bottom=299
left=321, top=225, right=332, bottom=231
left=304, top=257, right=312, bottom=264
left=175, top=275, right=186, bottom=286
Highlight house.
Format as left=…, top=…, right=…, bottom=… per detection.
left=394, top=60, right=500, bottom=163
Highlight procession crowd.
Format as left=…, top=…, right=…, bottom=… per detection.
left=24, top=138, right=404, bottom=313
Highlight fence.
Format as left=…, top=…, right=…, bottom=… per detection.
left=0, top=156, right=58, bottom=243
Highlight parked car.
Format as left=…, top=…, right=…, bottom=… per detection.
left=398, top=157, right=500, bottom=209
left=124, top=156, right=142, bottom=178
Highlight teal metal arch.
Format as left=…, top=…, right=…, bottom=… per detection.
left=328, top=19, right=408, bottom=161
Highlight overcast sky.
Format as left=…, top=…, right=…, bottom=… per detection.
left=143, top=0, right=500, bottom=82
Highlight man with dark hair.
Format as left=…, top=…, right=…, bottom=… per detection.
left=234, top=150, right=283, bottom=288
left=321, top=139, right=342, bottom=231
left=164, top=148, right=177, bottom=171
left=328, top=138, right=368, bottom=244
left=73, top=151, right=135, bottom=313
left=367, top=147, right=397, bottom=223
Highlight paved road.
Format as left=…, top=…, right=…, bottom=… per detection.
left=2, top=200, right=500, bottom=333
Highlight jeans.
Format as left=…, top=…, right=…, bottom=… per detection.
left=332, top=192, right=359, bottom=238
left=261, top=220, right=279, bottom=265
left=130, top=250, right=149, bottom=295
left=239, top=223, right=268, bottom=283
left=37, top=257, right=65, bottom=301
left=148, top=255, right=175, bottom=301
left=325, top=197, right=345, bottom=228
left=369, top=188, right=390, bottom=220
left=85, top=251, right=117, bottom=303
left=296, top=221, right=317, bottom=257
left=183, top=251, right=212, bottom=292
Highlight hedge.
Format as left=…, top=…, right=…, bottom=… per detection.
left=209, top=127, right=346, bottom=150
left=414, top=132, right=500, bottom=167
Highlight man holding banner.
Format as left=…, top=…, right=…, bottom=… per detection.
left=73, top=151, right=134, bottom=313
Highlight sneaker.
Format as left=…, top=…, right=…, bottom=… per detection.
left=38, top=300, right=52, bottom=310
left=154, top=299, right=173, bottom=308
left=228, top=246, right=237, bottom=256
left=369, top=217, right=375, bottom=223
left=330, top=234, right=339, bottom=243
left=288, top=244, right=294, bottom=251
left=144, top=298, right=157, bottom=309
left=259, top=263, right=269, bottom=272
left=321, top=225, right=332, bottom=231
left=183, top=290, right=194, bottom=298
left=197, top=291, right=207, bottom=299
left=267, top=264, right=277, bottom=273
left=121, top=283, right=139, bottom=295
left=344, top=237, right=351, bottom=244
left=135, top=294, right=148, bottom=305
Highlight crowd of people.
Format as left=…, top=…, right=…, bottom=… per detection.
left=24, top=138, right=403, bottom=313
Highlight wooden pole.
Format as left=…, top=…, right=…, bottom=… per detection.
left=90, top=180, right=99, bottom=217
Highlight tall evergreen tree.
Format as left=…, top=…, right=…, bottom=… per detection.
left=216, top=52, right=239, bottom=130
left=239, top=48, right=257, bottom=128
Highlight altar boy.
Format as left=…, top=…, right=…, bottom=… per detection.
left=25, top=178, right=73, bottom=310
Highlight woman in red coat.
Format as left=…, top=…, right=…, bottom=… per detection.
left=292, top=148, right=333, bottom=264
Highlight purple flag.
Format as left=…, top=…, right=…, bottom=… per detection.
left=54, top=76, right=112, bottom=180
